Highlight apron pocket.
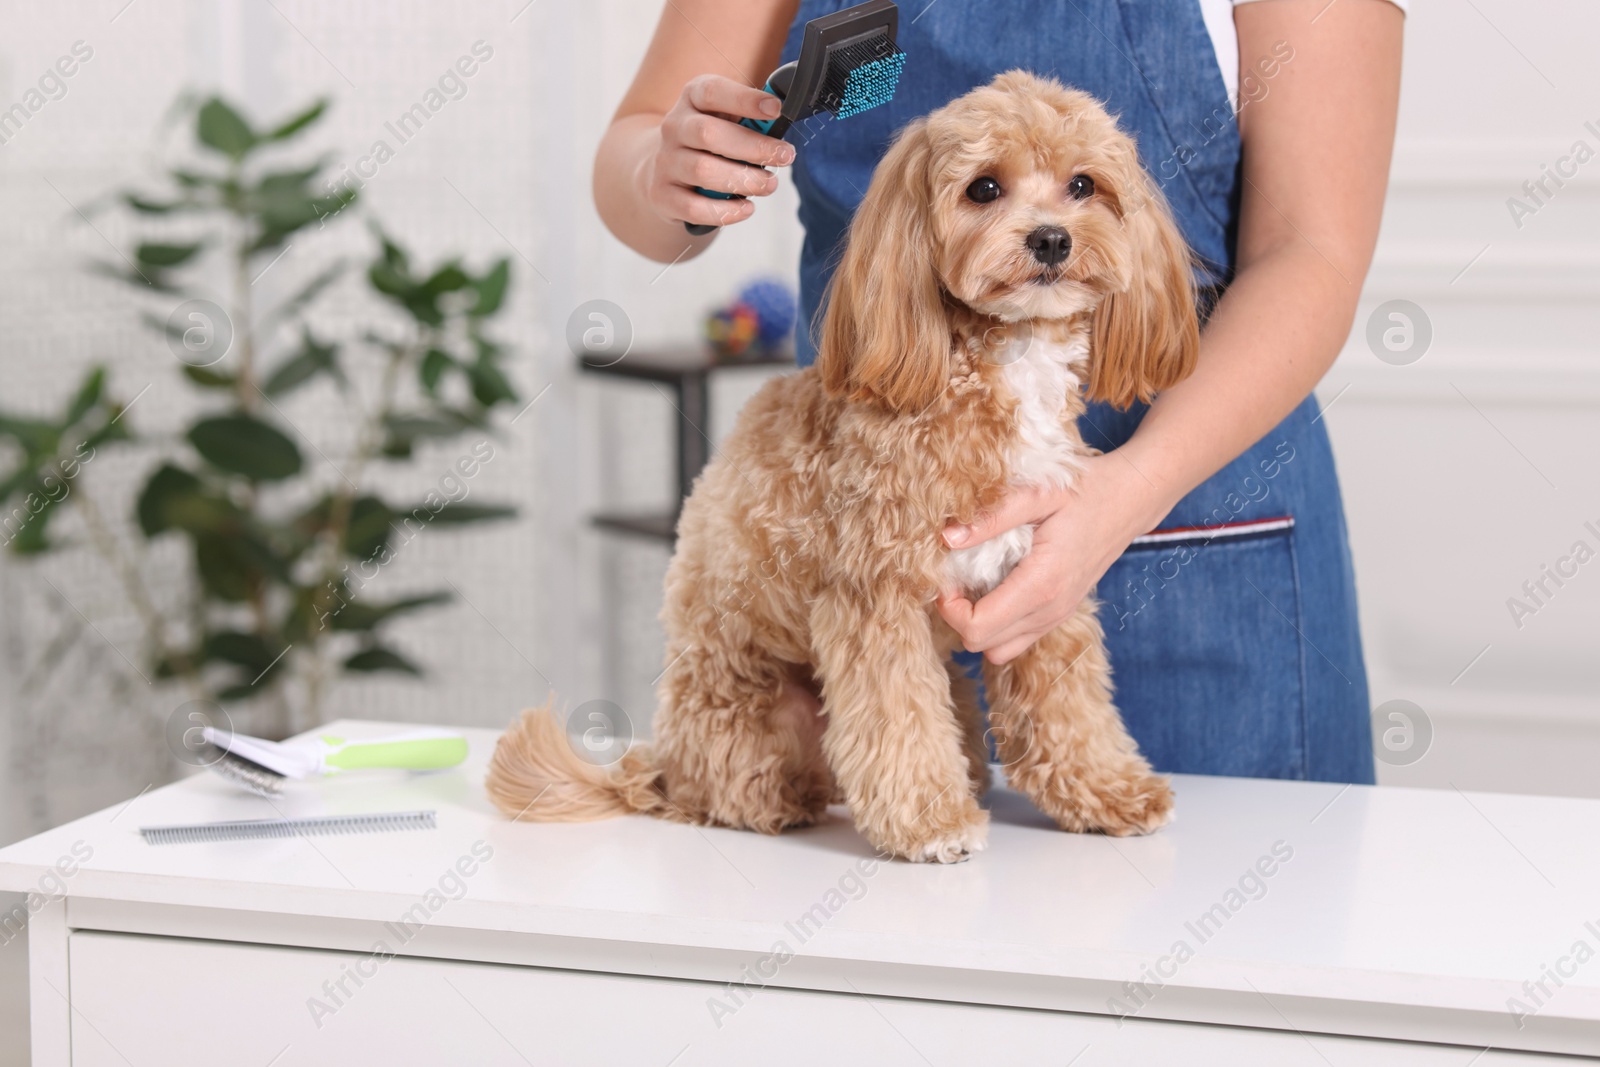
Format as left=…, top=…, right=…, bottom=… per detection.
left=1097, top=517, right=1309, bottom=780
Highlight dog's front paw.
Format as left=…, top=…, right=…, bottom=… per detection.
left=1082, top=773, right=1174, bottom=837
left=867, top=802, right=989, bottom=864
left=908, top=817, right=990, bottom=863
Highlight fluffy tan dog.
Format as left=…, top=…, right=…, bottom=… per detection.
left=489, top=71, right=1196, bottom=862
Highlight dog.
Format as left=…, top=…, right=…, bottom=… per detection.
left=488, top=71, right=1196, bottom=862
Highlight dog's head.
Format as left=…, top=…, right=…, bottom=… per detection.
left=819, top=70, right=1199, bottom=413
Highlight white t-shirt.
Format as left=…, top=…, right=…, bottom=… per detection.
left=1198, top=0, right=1407, bottom=106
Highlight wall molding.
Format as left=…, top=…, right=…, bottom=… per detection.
left=1389, top=138, right=1600, bottom=191
left=1368, top=137, right=1600, bottom=301
left=1319, top=366, right=1600, bottom=407
left=1377, top=683, right=1600, bottom=730
left=1363, top=250, right=1600, bottom=301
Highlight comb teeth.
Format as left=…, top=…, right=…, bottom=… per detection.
left=203, top=746, right=284, bottom=797
left=819, top=34, right=906, bottom=118
left=140, top=810, right=437, bottom=845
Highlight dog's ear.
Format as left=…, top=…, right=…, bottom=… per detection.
left=818, top=119, right=951, bottom=414
left=1088, top=152, right=1199, bottom=410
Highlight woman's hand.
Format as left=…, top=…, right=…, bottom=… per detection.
left=937, top=453, right=1164, bottom=664
left=596, top=0, right=797, bottom=260
left=641, top=74, right=796, bottom=231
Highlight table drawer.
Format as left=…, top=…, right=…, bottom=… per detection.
left=67, top=932, right=1568, bottom=1066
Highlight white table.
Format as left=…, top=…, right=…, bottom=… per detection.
left=1, top=719, right=1596, bottom=1065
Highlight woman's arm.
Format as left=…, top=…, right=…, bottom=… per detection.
left=938, top=0, right=1403, bottom=663
left=594, top=0, right=799, bottom=263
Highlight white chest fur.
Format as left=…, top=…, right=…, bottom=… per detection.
left=946, top=334, right=1088, bottom=598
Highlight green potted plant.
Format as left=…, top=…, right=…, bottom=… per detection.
left=0, top=95, right=522, bottom=736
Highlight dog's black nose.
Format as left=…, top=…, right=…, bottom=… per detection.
left=1026, top=225, right=1072, bottom=266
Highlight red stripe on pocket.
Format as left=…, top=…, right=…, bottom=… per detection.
left=1129, top=516, right=1295, bottom=547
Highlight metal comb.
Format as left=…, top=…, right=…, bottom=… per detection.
left=140, top=809, right=437, bottom=845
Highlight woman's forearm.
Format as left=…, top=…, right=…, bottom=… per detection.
left=1115, top=243, right=1360, bottom=531
left=1115, top=0, right=1403, bottom=534
left=594, top=114, right=715, bottom=265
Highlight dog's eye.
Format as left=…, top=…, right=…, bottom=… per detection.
left=965, top=177, right=1002, bottom=204
left=1067, top=174, right=1095, bottom=200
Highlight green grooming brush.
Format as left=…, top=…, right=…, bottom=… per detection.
left=200, top=727, right=468, bottom=797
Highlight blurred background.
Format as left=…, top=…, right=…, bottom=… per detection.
left=0, top=0, right=1596, bottom=1059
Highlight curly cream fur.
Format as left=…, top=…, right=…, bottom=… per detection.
left=488, top=72, right=1194, bottom=861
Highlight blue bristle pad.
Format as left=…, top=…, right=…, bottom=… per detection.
left=836, top=51, right=906, bottom=119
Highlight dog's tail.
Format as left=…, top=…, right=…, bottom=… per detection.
left=486, top=698, right=673, bottom=822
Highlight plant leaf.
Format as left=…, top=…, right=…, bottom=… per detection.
left=289, top=493, right=393, bottom=560
left=252, top=188, right=356, bottom=252
left=136, top=463, right=201, bottom=536
left=137, top=464, right=239, bottom=536
left=153, top=649, right=198, bottom=680
left=0, top=414, right=61, bottom=458
left=194, top=522, right=288, bottom=601
left=289, top=493, right=333, bottom=539
left=193, top=533, right=256, bottom=601
left=419, top=348, right=454, bottom=396
left=87, top=260, right=178, bottom=294
left=372, top=227, right=409, bottom=273
left=422, top=262, right=470, bottom=295
left=262, top=331, right=341, bottom=397
left=367, top=260, right=411, bottom=298
left=135, top=242, right=203, bottom=268
left=265, top=261, right=344, bottom=327
left=182, top=365, right=236, bottom=390
left=203, top=630, right=286, bottom=673
left=254, top=163, right=324, bottom=200
left=343, top=647, right=422, bottom=676
left=124, top=193, right=186, bottom=214
left=471, top=259, right=510, bottom=316
left=367, top=244, right=469, bottom=326
left=188, top=414, right=302, bottom=481
left=466, top=355, right=517, bottom=407
left=2, top=484, right=62, bottom=554
left=170, top=168, right=222, bottom=189
left=329, top=591, right=451, bottom=632
left=79, top=411, right=133, bottom=451
left=283, top=581, right=335, bottom=643
left=344, top=495, right=394, bottom=559
left=387, top=412, right=472, bottom=437
left=63, top=367, right=106, bottom=428
left=196, top=98, right=255, bottom=160
left=0, top=467, right=31, bottom=504
left=422, top=502, right=517, bottom=526
left=380, top=412, right=467, bottom=457
left=143, top=310, right=205, bottom=346
left=264, top=99, right=327, bottom=141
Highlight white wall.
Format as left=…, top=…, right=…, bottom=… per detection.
left=1327, top=0, right=1600, bottom=795
left=0, top=0, right=1595, bottom=865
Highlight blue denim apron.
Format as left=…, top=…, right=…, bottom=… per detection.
left=779, top=0, right=1375, bottom=783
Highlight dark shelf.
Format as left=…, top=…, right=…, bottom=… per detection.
left=578, top=343, right=794, bottom=383
left=580, top=343, right=795, bottom=545
left=591, top=511, right=680, bottom=542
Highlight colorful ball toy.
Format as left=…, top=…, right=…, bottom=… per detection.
left=704, top=276, right=798, bottom=358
